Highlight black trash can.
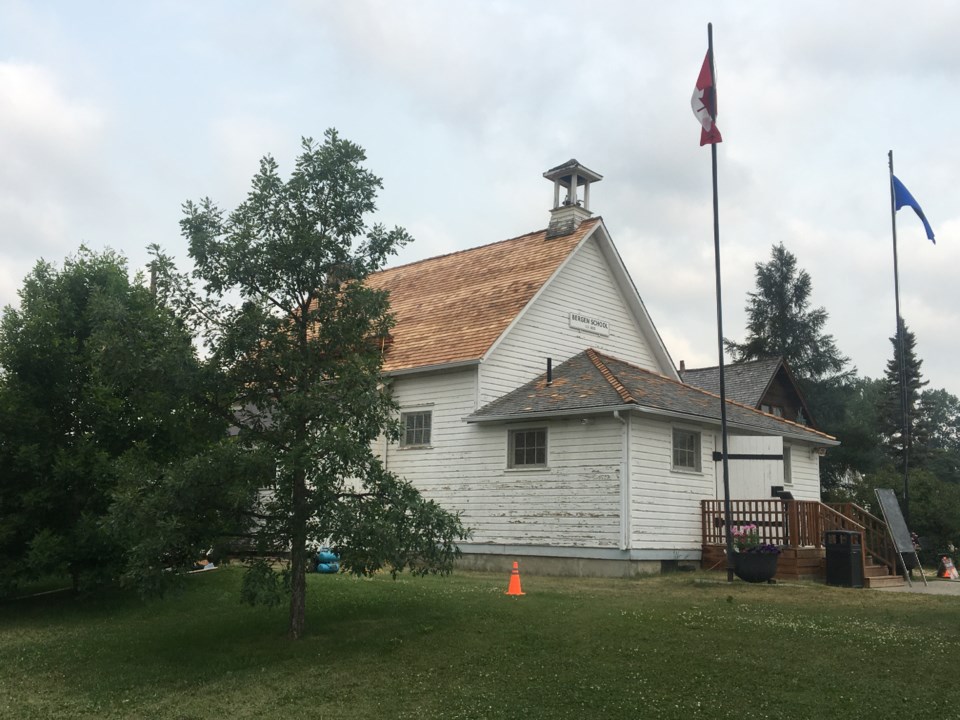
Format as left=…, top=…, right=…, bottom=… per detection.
left=824, top=530, right=864, bottom=588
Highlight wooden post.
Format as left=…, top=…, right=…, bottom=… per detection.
left=793, top=501, right=801, bottom=547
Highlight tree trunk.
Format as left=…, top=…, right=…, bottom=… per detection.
left=288, top=466, right=308, bottom=640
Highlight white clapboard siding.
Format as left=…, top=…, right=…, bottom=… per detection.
left=383, top=368, right=479, bottom=482
left=480, top=236, right=660, bottom=406
left=386, top=378, right=624, bottom=548
left=629, top=417, right=716, bottom=551
left=455, top=418, right=622, bottom=548
left=785, top=444, right=822, bottom=501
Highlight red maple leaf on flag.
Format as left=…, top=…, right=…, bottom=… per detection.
left=692, top=52, right=722, bottom=146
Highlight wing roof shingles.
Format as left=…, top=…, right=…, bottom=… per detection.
left=471, top=351, right=624, bottom=416
left=681, top=357, right=782, bottom=407
left=471, top=349, right=835, bottom=444
left=367, top=218, right=599, bottom=373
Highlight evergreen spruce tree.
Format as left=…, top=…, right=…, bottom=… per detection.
left=726, top=243, right=850, bottom=382
left=728, top=243, right=861, bottom=500
left=878, top=319, right=929, bottom=468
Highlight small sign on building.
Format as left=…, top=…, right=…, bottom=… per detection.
left=568, top=312, right=610, bottom=337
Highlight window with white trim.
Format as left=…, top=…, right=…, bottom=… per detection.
left=783, top=444, right=793, bottom=485
left=400, top=411, right=432, bottom=447
left=672, top=428, right=701, bottom=472
left=508, top=428, right=547, bottom=468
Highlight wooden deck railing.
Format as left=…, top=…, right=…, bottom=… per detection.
left=827, top=502, right=899, bottom=573
left=701, top=499, right=868, bottom=569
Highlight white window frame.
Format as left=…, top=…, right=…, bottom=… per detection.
left=672, top=427, right=702, bottom=473
left=507, top=427, right=548, bottom=469
left=400, top=410, right=432, bottom=448
left=783, top=444, right=793, bottom=485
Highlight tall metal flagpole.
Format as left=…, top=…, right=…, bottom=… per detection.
left=888, top=150, right=911, bottom=526
left=707, top=23, right=735, bottom=582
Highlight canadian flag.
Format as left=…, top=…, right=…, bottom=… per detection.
left=691, top=52, right=722, bottom=146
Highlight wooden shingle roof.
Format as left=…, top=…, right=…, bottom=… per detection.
left=367, top=218, right=600, bottom=373
left=468, top=349, right=836, bottom=445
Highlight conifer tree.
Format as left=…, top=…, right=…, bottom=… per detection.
left=878, top=319, right=929, bottom=467
left=726, top=243, right=850, bottom=382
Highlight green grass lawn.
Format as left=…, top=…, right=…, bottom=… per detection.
left=1, top=567, right=958, bottom=719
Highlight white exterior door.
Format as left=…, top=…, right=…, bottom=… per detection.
left=716, top=435, right=784, bottom=500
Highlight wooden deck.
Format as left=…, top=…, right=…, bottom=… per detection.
left=700, top=499, right=902, bottom=584
left=701, top=542, right=825, bottom=580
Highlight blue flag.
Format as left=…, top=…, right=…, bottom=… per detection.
left=892, top=175, right=935, bottom=244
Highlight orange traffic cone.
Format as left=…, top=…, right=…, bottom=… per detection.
left=505, top=561, right=525, bottom=596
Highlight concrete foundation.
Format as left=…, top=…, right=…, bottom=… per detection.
left=456, top=553, right=693, bottom=578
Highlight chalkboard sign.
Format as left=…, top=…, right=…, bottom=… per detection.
left=875, top=488, right=914, bottom=554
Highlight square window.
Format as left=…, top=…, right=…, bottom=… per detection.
left=508, top=428, right=547, bottom=468
left=672, top=428, right=701, bottom=472
left=761, top=404, right=784, bottom=418
left=400, top=411, right=431, bottom=447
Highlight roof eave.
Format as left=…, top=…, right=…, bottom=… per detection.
left=385, top=358, right=481, bottom=377
left=465, top=403, right=635, bottom=424
left=466, top=401, right=838, bottom=445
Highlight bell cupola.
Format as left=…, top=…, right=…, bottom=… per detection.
left=543, top=159, right=602, bottom=238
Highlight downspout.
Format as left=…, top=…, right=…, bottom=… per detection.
left=475, top=361, right=482, bottom=411
left=614, top=410, right=631, bottom=551
left=380, top=380, right=390, bottom=470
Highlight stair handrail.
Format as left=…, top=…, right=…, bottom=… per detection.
left=817, top=502, right=868, bottom=571
left=827, top=502, right=898, bottom=574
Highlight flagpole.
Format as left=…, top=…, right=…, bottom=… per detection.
left=888, top=150, right=910, bottom=526
left=706, top=23, right=735, bottom=582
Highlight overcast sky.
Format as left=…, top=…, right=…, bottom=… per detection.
left=1, top=1, right=957, bottom=396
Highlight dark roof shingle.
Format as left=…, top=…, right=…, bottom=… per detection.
left=680, top=357, right=783, bottom=407
left=470, top=350, right=835, bottom=444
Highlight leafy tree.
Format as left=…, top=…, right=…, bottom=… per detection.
left=877, top=320, right=929, bottom=468
left=920, top=388, right=960, bottom=453
left=726, top=243, right=850, bottom=382
left=152, top=130, right=466, bottom=639
left=0, top=248, right=221, bottom=597
left=919, top=388, right=960, bottom=486
left=814, top=377, right=884, bottom=499
left=835, top=465, right=960, bottom=559
left=908, top=469, right=960, bottom=560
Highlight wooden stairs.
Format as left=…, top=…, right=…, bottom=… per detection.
left=863, top=559, right=904, bottom=588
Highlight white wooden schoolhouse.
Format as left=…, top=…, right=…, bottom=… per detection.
left=365, top=160, right=885, bottom=579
